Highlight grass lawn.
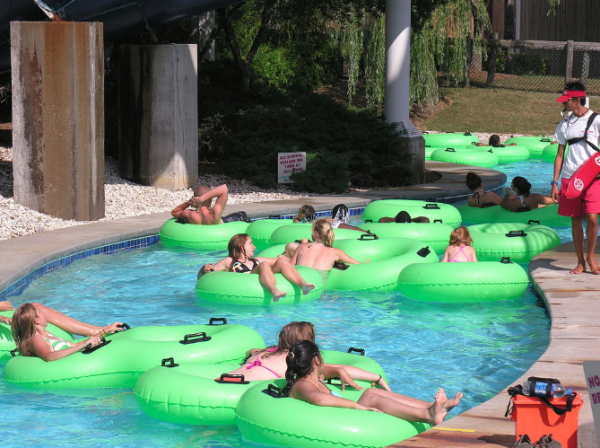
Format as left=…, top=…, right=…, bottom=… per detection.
left=422, top=87, right=564, bottom=136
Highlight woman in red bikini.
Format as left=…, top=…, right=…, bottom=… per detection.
left=226, top=321, right=391, bottom=391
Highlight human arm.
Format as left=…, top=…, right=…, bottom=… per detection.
left=338, top=223, right=369, bottom=233
left=500, top=188, right=518, bottom=211
left=324, top=364, right=391, bottom=392
left=335, top=248, right=364, bottom=265
left=290, top=380, right=380, bottom=412
left=441, top=246, right=451, bottom=263
left=196, top=184, right=228, bottom=224
left=0, top=315, right=11, bottom=325
left=0, top=300, right=14, bottom=311
left=322, top=364, right=363, bottom=391
left=171, top=199, right=194, bottom=219
left=469, top=247, right=478, bottom=262
left=30, top=333, right=102, bottom=362
left=551, top=145, right=566, bottom=202
left=197, top=257, right=231, bottom=279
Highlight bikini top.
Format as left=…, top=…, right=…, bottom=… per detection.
left=244, top=357, right=281, bottom=378
left=43, top=332, right=73, bottom=352
left=231, top=258, right=260, bottom=273
left=517, top=195, right=530, bottom=212
left=474, top=192, right=496, bottom=208
left=449, top=245, right=469, bottom=262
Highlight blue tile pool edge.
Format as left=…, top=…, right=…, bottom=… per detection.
left=0, top=196, right=481, bottom=301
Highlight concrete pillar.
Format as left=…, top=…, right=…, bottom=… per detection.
left=385, top=0, right=424, bottom=185
left=118, top=44, right=198, bottom=189
left=11, top=21, right=105, bottom=221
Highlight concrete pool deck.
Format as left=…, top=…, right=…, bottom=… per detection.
left=0, top=161, right=597, bottom=447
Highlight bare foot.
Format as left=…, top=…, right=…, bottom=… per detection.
left=443, top=392, right=463, bottom=411
left=569, top=263, right=585, bottom=274
left=271, top=289, right=288, bottom=302
left=586, top=257, right=600, bottom=275
left=301, top=283, right=315, bottom=295
left=427, top=388, right=448, bottom=426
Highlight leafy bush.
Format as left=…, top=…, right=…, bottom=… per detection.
left=513, top=53, right=549, bottom=76
left=198, top=63, right=413, bottom=193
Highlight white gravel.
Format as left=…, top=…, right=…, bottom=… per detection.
left=0, top=131, right=524, bottom=242
left=0, top=146, right=317, bottom=241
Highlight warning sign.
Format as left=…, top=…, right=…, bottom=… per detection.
left=278, top=152, right=306, bottom=184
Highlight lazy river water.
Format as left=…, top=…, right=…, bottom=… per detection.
left=0, top=159, right=561, bottom=447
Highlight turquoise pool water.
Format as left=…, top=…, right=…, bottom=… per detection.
left=0, top=158, right=559, bottom=448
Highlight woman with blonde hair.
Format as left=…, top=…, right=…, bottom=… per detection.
left=226, top=321, right=391, bottom=390
left=441, top=226, right=477, bottom=262
left=291, top=219, right=365, bottom=283
left=11, top=303, right=123, bottom=362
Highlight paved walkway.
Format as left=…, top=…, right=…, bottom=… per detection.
left=0, top=161, right=597, bottom=447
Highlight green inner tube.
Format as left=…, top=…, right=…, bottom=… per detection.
left=468, top=222, right=561, bottom=263
left=504, top=136, right=554, bottom=158
left=397, top=260, right=529, bottom=303
left=457, top=203, right=570, bottom=228
left=134, top=350, right=386, bottom=426
left=159, top=219, right=249, bottom=250
left=236, top=378, right=429, bottom=448
left=431, top=147, right=498, bottom=168
left=195, top=266, right=325, bottom=305
left=3, top=324, right=264, bottom=389
left=423, top=132, right=479, bottom=147
left=363, top=200, right=462, bottom=228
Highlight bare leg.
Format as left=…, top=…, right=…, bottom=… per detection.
left=585, top=213, right=600, bottom=274
left=254, top=264, right=288, bottom=300
left=358, top=388, right=449, bottom=425
left=570, top=216, right=586, bottom=274
left=271, top=258, right=315, bottom=295
left=360, top=386, right=462, bottom=411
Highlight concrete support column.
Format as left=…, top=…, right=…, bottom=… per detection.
left=385, top=0, right=424, bottom=185
left=118, top=44, right=198, bottom=190
left=11, top=21, right=105, bottom=221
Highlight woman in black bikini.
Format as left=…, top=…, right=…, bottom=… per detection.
left=283, top=340, right=462, bottom=426
left=500, top=176, right=556, bottom=212
left=466, top=172, right=502, bottom=208
left=198, top=234, right=315, bottom=300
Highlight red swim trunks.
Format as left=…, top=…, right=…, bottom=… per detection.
left=559, top=177, right=600, bottom=217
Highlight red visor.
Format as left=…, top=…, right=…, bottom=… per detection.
left=556, top=89, right=586, bottom=102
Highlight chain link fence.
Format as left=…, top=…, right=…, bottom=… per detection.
left=450, top=39, right=600, bottom=95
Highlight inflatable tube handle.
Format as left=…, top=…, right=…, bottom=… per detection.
left=10, top=348, right=18, bottom=357
left=117, top=323, right=130, bottom=331
left=263, top=383, right=286, bottom=398
left=215, top=373, right=249, bottom=384
left=501, top=257, right=513, bottom=264
left=423, top=203, right=440, bottom=209
left=208, top=318, right=227, bottom=326
left=444, top=148, right=456, bottom=152
left=541, top=137, right=552, bottom=142
left=179, top=332, right=212, bottom=344
left=347, top=347, right=365, bottom=356
left=488, top=149, right=494, bottom=153
left=175, top=218, right=188, bottom=225
left=464, top=132, right=472, bottom=136
left=417, top=246, right=431, bottom=258
left=364, top=219, right=373, bottom=223
left=506, top=230, right=527, bottom=237
left=161, top=357, right=179, bottom=368
left=82, top=338, right=112, bottom=355
left=433, top=219, right=442, bottom=224
left=359, top=233, right=379, bottom=240
left=528, top=220, right=541, bottom=225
